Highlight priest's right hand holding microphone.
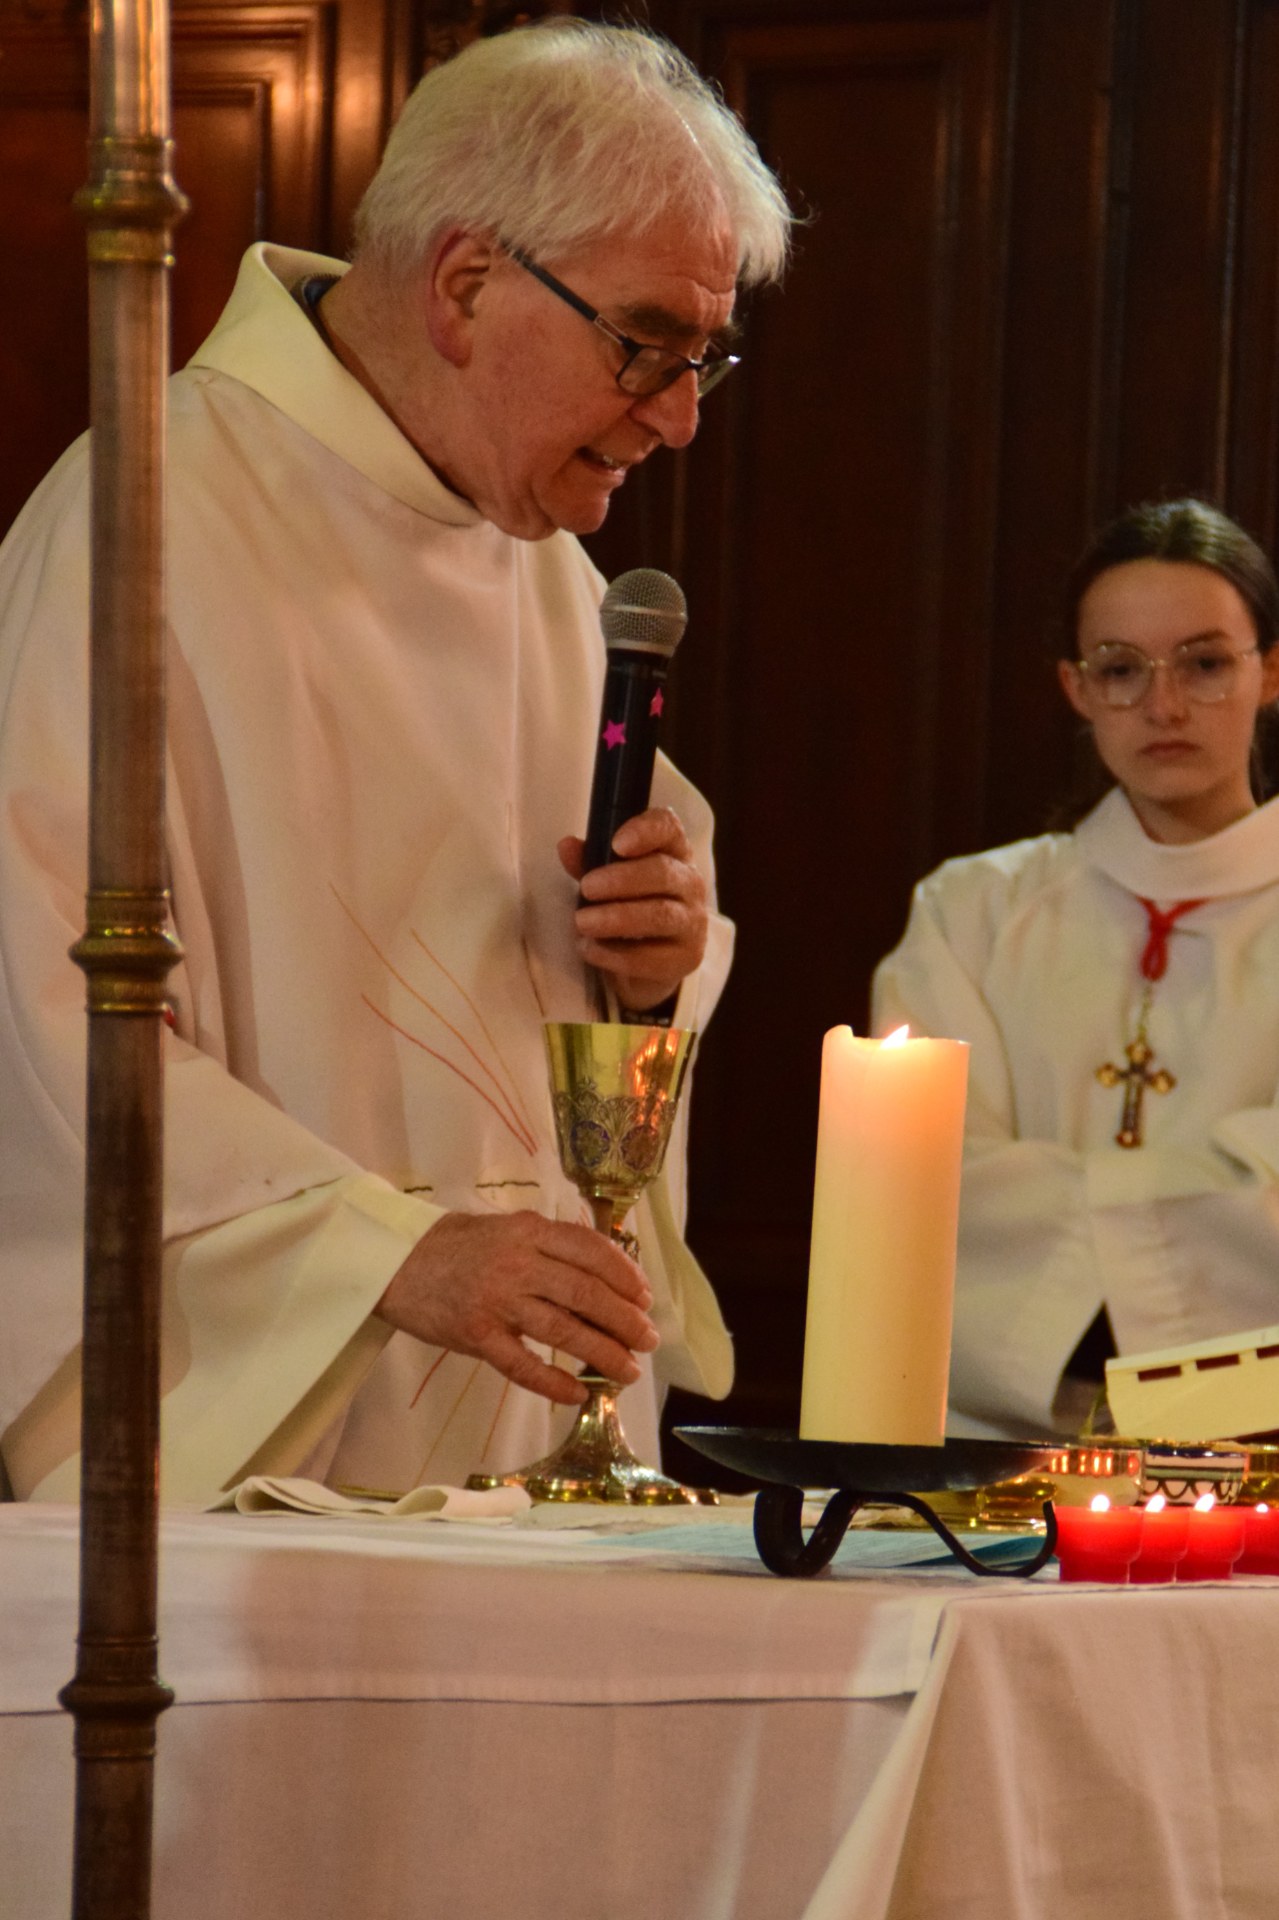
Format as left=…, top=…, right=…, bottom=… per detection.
left=376, top=572, right=705, bottom=1403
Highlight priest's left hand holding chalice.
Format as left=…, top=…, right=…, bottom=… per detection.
left=0, top=20, right=793, bottom=1506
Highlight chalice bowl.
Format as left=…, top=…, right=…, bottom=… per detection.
left=467, top=1020, right=715, bottom=1504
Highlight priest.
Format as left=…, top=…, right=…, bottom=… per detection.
left=0, top=20, right=792, bottom=1501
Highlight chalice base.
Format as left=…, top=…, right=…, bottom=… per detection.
left=467, top=1373, right=717, bottom=1505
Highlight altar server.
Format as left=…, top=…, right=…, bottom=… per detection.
left=0, top=21, right=792, bottom=1500
left=874, top=500, right=1279, bottom=1438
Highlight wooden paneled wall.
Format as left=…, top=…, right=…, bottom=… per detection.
left=4, top=0, right=1279, bottom=1476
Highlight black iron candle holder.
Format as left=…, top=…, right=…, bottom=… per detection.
left=676, top=1428, right=1062, bottom=1579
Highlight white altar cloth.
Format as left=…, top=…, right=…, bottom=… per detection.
left=2, top=1504, right=1277, bottom=1918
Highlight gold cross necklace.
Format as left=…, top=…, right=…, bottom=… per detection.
left=1096, top=896, right=1204, bottom=1148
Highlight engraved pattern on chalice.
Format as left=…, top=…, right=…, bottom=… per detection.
left=552, top=1075, right=679, bottom=1214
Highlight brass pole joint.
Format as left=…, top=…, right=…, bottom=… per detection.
left=76, top=135, right=189, bottom=263
left=59, top=1676, right=176, bottom=1731
left=70, top=888, right=184, bottom=1014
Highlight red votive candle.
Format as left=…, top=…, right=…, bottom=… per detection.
left=1236, top=1503, right=1279, bottom=1576
left=1052, top=1495, right=1143, bottom=1582
left=1176, top=1495, right=1245, bottom=1581
left=1128, top=1494, right=1191, bottom=1584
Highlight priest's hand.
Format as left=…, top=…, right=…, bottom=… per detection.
left=373, top=1210, right=660, bottom=1404
left=558, top=806, right=708, bottom=1012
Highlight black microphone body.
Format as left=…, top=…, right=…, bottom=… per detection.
left=582, top=569, right=688, bottom=875
left=582, top=651, right=672, bottom=872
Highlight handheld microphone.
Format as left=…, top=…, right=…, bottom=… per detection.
left=582, top=568, right=688, bottom=874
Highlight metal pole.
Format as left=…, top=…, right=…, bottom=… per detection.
left=59, top=1, right=187, bottom=1914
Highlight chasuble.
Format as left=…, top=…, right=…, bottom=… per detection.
left=0, top=243, right=734, bottom=1503
left=873, top=787, right=1279, bottom=1438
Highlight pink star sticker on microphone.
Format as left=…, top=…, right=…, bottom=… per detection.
left=602, top=719, right=627, bottom=750
left=649, top=689, right=664, bottom=718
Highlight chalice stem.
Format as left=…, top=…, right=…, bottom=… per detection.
left=590, top=1195, right=620, bottom=1239
left=589, top=1193, right=637, bottom=1260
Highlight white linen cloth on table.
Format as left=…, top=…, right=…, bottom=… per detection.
left=0, top=1504, right=948, bottom=1920
left=3, top=1505, right=1278, bottom=1920
left=806, top=1578, right=1279, bottom=1920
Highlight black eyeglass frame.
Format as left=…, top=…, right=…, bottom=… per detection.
left=506, top=244, right=739, bottom=398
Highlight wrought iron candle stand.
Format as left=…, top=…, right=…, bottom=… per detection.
left=677, top=1429, right=1065, bottom=1577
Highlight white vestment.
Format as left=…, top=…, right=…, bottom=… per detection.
left=0, top=243, right=734, bottom=1504
left=873, top=787, right=1279, bottom=1438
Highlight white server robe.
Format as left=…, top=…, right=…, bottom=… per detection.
left=0, top=243, right=734, bottom=1503
left=873, top=787, right=1279, bottom=1437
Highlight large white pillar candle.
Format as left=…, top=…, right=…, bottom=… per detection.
left=799, top=1025, right=968, bottom=1447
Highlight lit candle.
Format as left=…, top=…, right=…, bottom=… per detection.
left=1177, top=1494, right=1246, bottom=1581
left=1052, top=1493, right=1143, bottom=1583
left=1128, top=1493, right=1190, bottom=1584
left=799, top=1024, right=968, bottom=1446
left=1234, top=1503, right=1279, bottom=1576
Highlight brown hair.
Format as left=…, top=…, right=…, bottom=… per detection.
left=1061, top=497, right=1278, bottom=660
left=1051, top=498, right=1279, bottom=827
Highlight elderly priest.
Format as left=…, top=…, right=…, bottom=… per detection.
left=0, top=20, right=792, bottom=1503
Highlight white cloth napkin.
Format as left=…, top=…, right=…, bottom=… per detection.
left=207, top=1475, right=532, bottom=1520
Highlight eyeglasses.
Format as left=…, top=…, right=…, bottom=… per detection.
left=506, top=244, right=740, bottom=398
left=1073, top=640, right=1261, bottom=708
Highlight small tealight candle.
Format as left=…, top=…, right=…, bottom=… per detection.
left=1236, top=1502, right=1279, bottom=1576
left=1052, top=1493, right=1143, bottom=1583
left=1128, top=1494, right=1190, bottom=1585
left=1176, top=1494, right=1246, bottom=1582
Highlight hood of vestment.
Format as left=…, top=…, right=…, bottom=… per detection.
left=1076, top=786, right=1279, bottom=901
left=188, top=242, right=481, bottom=526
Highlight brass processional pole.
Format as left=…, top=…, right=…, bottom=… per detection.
left=58, top=0, right=187, bottom=1913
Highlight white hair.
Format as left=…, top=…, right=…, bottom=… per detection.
left=353, top=18, right=792, bottom=287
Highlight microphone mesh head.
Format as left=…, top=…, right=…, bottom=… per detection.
left=599, top=569, right=688, bottom=657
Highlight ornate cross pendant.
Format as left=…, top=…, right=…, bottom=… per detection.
left=1096, top=1038, right=1175, bottom=1149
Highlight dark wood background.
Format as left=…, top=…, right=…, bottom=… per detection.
left=6, top=0, right=1279, bottom=1480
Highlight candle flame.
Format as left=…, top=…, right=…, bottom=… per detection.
left=1089, top=1493, right=1111, bottom=1512
left=1146, top=1494, right=1167, bottom=1513
left=881, top=1025, right=910, bottom=1048
left=1259, top=1503, right=1270, bottom=1515
left=1194, top=1493, right=1216, bottom=1512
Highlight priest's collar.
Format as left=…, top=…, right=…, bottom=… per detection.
left=186, top=243, right=482, bottom=527
left=1077, top=785, right=1279, bottom=899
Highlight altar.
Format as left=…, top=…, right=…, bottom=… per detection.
left=2, top=1502, right=1276, bottom=1919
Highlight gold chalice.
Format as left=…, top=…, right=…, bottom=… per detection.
left=468, top=1020, right=715, bottom=1504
